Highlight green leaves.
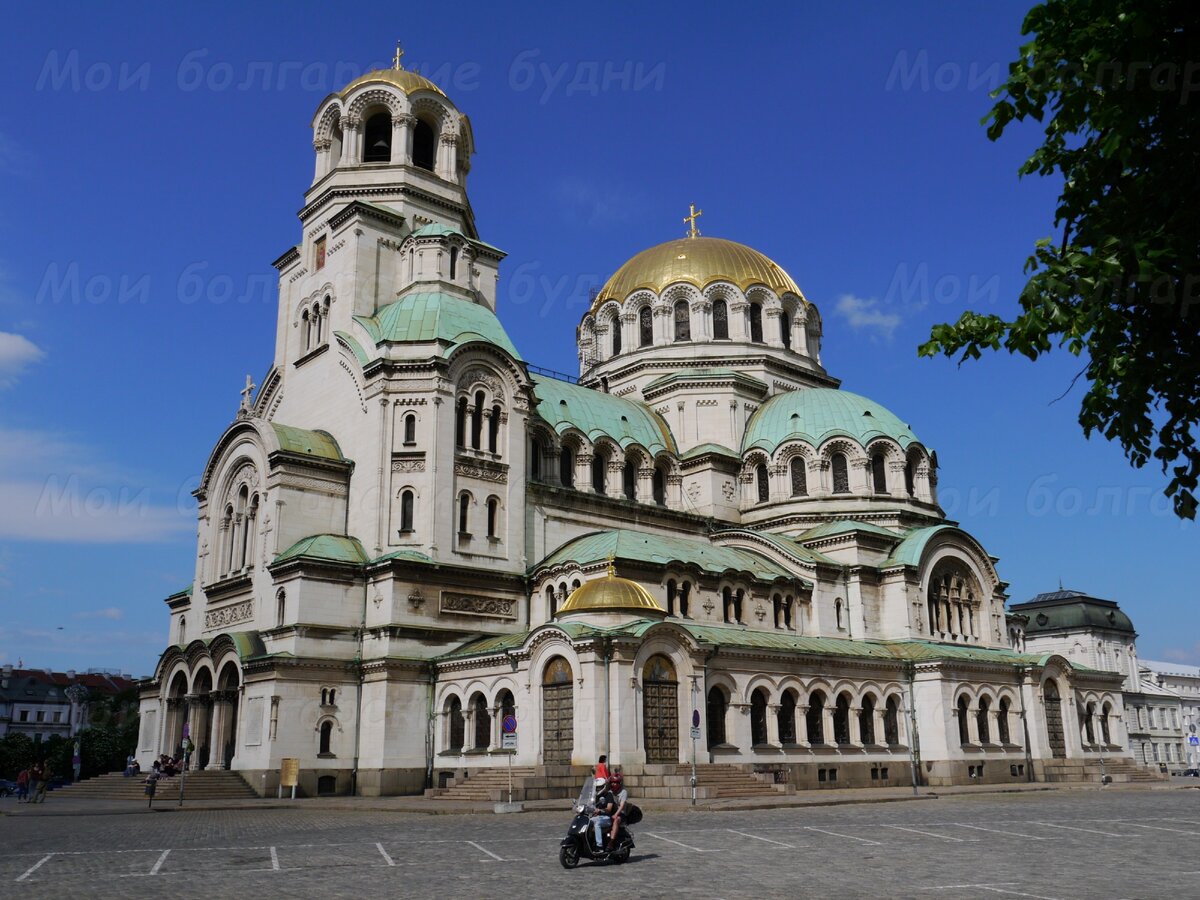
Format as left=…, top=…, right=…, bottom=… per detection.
left=922, top=0, right=1200, bottom=519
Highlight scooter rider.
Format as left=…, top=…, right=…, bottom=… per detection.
left=607, top=771, right=628, bottom=848
left=590, top=776, right=616, bottom=851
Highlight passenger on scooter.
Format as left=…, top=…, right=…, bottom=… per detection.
left=607, top=771, right=628, bottom=848
left=590, top=776, right=616, bottom=850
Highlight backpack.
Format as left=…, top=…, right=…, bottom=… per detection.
left=622, top=803, right=643, bottom=825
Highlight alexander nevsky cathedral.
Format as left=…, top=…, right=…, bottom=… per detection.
left=138, top=55, right=1136, bottom=798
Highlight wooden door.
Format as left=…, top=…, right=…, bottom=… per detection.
left=542, top=683, right=573, bottom=764
left=642, top=655, right=679, bottom=763
left=1043, top=681, right=1066, bottom=758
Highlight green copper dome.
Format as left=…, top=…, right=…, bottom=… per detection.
left=742, top=388, right=920, bottom=455
left=354, top=291, right=522, bottom=361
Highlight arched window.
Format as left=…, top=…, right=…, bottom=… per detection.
left=301, top=309, right=311, bottom=351
left=458, top=493, right=470, bottom=534
left=413, top=119, right=435, bottom=171
left=321, top=689, right=328, bottom=706
left=831, top=453, right=850, bottom=493
left=1100, top=702, right=1111, bottom=744
left=486, top=497, right=499, bottom=539
left=489, top=404, right=501, bottom=453
left=807, top=692, right=825, bottom=744
left=678, top=581, right=690, bottom=618
left=834, top=598, right=844, bottom=630
left=749, top=303, right=764, bottom=343
left=998, top=698, right=1012, bottom=744
left=712, top=299, right=729, bottom=340
left=545, top=584, right=556, bottom=618
left=904, top=460, right=915, bottom=496
left=363, top=111, right=392, bottom=162
left=673, top=300, right=691, bottom=341
left=884, top=696, right=900, bottom=745
left=652, top=467, right=666, bottom=506
left=328, top=689, right=336, bottom=705
left=531, top=438, right=543, bottom=481
left=319, top=720, right=333, bottom=755
left=871, top=453, right=887, bottom=493
left=623, top=460, right=636, bottom=499
left=449, top=246, right=459, bottom=281
left=772, top=593, right=783, bottom=629
left=177, top=615, right=186, bottom=645
left=957, top=696, right=971, bottom=746
left=275, top=590, right=286, bottom=628
left=977, top=697, right=991, bottom=743
left=751, top=689, right=769, bottom=746
left=666, top=579, right=677, bottom=616
left=755, top=463, right=769, bottom=503
left=498, top=690, right=516, bottom=725
left=403, top=413, right=417, bottom=445
left=733, top=588, right=744, bottom=623
left=782, top=595, right=793, bottom=629
left=781, top=310, right=791, bottom=349
left=706, top=686, right=727, bottom=746
left=790, top=457, right=807, bottom=496
left=778, top=690, right=797, bottom=744
left=455, top=397, right=467, bottom=447
left=447, top=697, right=464, bottom=751
left=639, top=306, right=653, bottom=347
left=833, top=694, right=851, bottom=745
left=610, top=315, right=622, bottom=356
left=241, top=492, right=258, bottom=570
left=1083, top=701, right=1096, bottom=744
left=473, top=693, right=490, bottom=750
left=471, top=391, right=484, bottom=449
left=591, top=451, right=607, bottom=493
left=559, top=446, right=575, bottom=487
left=722, top=587, right=734, bottom=624
left=860, top=695, right=876, bottom=744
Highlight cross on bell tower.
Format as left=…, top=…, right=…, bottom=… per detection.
left=392, top=41, right=405, bottom=70
left=683, top=203, right=703, bottom=238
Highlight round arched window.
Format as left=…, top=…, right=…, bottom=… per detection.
left=543, top=656, right=573, bottom=684
left=643, top=655, right=676, bottom=683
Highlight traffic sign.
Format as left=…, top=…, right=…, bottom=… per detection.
left=1189, top=734, right=1199, bottom=746
left=692, top=709, right=700, bottom=728
left=502, top=714, right=518, bottom=734
left=690, top=726, right=702, bottom=740
left=501, top=732, right=518, bottom=750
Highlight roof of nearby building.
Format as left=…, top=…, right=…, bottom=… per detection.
left=1141, top=659, right=1200, bottom=679
left=270, top=423, right=345, bottom=461
left=1009, top=589, right=1135, bottom=635
left=0, top=668, right=139, bottom=703
left=531, top=377, right=676, bottom=456
left=742, top=388, right=920, bottom=455
left=355, top=291, right=523, bottom=360
left=536, top=529, right=805, bottom=586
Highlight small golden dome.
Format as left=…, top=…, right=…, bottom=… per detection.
left=592, top=236, right=803, bottom=312
left=557, top=572, right=665, bottom=615
left=340, top=68, right=446, bottom=99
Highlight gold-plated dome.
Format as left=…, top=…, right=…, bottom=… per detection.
left=557, top=572, right=665, bottom=615
left=592, top=236, right=803, bottom=312
left=340, top=68, right=446, bottom=99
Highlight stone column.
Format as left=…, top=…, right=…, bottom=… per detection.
left=437, top=133, right=459, bottom=181
left=667, top=473, right=683, bottom=509
left=164, top=697, right=183, bottom=755
left=850, top=707, right=866, bottom=747
left=207, top=692, right=230, bottom=769
left=730, top=301, right=749, bottom=341
left=636, top=466, right=654, bottom=504
left=765, top=307, right=785, bottom=348
left=575, top=452, right=594, bottom=493
left=313, top=138, right=331, bottom=180
left=793, top=307, right=809, bottom=356
left=766, top=705, right=781, bottom=747
left=966, top=707, right=981, bottom=745
left=821, top=706, right=836, bottom=747
left=873, top=707, right=887, bottom=746
left=340, top=116, right=360, bottom=165
left=392, top=113, right=415, bottom=164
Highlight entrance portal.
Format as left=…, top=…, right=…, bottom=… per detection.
left=642, top=655, right=679, bottom=763
left=542, top=656, right=574, bottom=764
left=1043, top=679, right=1066, bottom=758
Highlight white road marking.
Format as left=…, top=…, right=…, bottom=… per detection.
left=726, top=829, right=794, bottom=848
left=466, top=841, right=504, bottom=861
left=269, top=846, right=279, bottom=871
left=644, top=832, right=722, bottom=852
left=957, top=823, right=1047, bottom=840
left=931, top=884, right=1062, bottom=900
left=1035, top=822, right=1130, bottom=838
left=804, top=826, right=881, bottom=845
left=1127, top=822, right=1200, bottom=836
left=149, top=850, right=170, bottom=875
left=375, top=843, right=395, bottom=867
left=16, top=854, right=53, bottom=883
left=882, top=824, right=974, bottom=842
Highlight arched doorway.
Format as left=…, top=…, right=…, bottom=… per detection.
left=216, top=661, right=240, bottom=769
left=1043, top=679, right=1066, bottom=758
left=446, top=697, right=464, bottom=752
left=166, top=671, right=189, bottom=756
left=642, top=655, right=679, bottom=763
left=750, top=688, right=769, bottom=747
left=542, top=657, right=574, bottom=764
left=472, top=693, right=490, bottom=750
left=707, top=686, right=728, bottom=747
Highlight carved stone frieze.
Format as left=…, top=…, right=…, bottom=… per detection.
left=392, top=457, right=426, bottom=473
left=454, top=460, right=508, bottom=483
left=440, top=592, right=517, bottom=620
left=205, top=599, right=254, bottom=629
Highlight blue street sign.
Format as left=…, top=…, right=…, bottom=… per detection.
left=692, top=709, right=700, bottom=728
left=1189, top=734, right=1199, bottom=746
left=502, top=714, right=518, bottom=734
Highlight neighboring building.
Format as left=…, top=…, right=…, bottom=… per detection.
left=1140, top=659, right=1200, bottom=768
left=1013, top=589, right=1185, bottom=771
left=139, top=55, right=1131, bottom=798
left=0, top=666, right=137, bottom=741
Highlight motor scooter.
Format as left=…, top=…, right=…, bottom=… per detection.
left=559, top=777, right=635, bottom=868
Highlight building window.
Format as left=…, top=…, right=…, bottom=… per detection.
left=666, top=579, right=677, bottom=616
left=455, top=397, right=467, bottom=447
left=591, top=451, right=607, bottom=493
left=871, top=454, right=887, bottom=493
left=706, top=686, right=727, bottom=746
left=790, top=457, right=807, bottom=496
left=904, top=460, right=915, bottom=496
left=860, top=695, right=876, bottom=744
left=998, top=698, right=1012, bottom=744
left=831, top=453, right=850, bottom=493
left=531, top=438, right=543, bottom=481
left=458, top=493, right=471, bottom=535
left=486, top=497, right=499, bottom=539
left=807, top=692, right=825, bottom=744
left=447, top=697, right=464, bottom=751
left=678, top=581, right=691, bottom=618
left=403, top=413, right=417, bottom=445
left=755, top=463, right=769, bottom=503
left=611, top=315, right=622, bottom=355
left=639, top=306, right=653, bottom=347
left=673, top=300, right=691, bottom=341
left=833, top=694, right=851, bottom=745
left=276, top=589, right=286, bottom=628
left=884, top=696, right=900, bottom=745
left=559, top=446, right=575, bottom=487
left=652, top=467, right=666, bottom=506
left=471, top=391, right=484, bottom=449
left=400, top=490, right=415, bottom=533
left=623, top=460, right=636, bottom=500
left=957, top=696, right=970, bottom=746
left=977, top=697, right=991, bottom=743
left=413, top=119, right=436, bottom=171
left=749, top=303, right=764, bottom=343
left=781, top=310, right=791, bottom=349
left=489, top=405, right=501, bottom=453
left=834, top=598, right=844, bottom=630
left=363, top=112, right=392, bottom=162
left=779, top=691, right=797, bottom=744
left=712, top=299, right=729, bottom=339
left=449, top=246, right=459, bottom=281
left=751, top=689, right=769, bottom=746
left=314, top=236, right=326, bottom=271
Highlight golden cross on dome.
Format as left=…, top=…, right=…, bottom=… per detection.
left=392, top=42, right=405, bottom=70
left=605, top=553, right=617, bottom=578
left=683, top=202, right=703, bottom=238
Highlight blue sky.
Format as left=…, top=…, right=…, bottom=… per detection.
left=0, top=2, right=1194, bottom=676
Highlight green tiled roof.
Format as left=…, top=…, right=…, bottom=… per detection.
left=440, top=622, right=601, bottom=660
left=532, top=378, right=676, bottom=456
left=372, top=548, right=434, bottom=565
left=880, top=524, right=955, bottom=567
left=270, top=424, right=345, bottom=461
left=355, top=291, right=522, bottom=361
left=680, top=442, right=741, bottom=461
left=334, top=330, right=371, bottom=367
left=274, top=534, right=368, bottom=565
left=229, top=631, right=267, bottom=660
left=536, top=529, right=803, bottom=585
left=644, top=368, right=767, bottom=394
left=743, top=388, right=920, bottom=454
left=1010, top=590, right=1135, bottom=635
left=717, top=529, right=835, bottom=566
left=800, top=520, right=902, bottom=542
left=408, top=222, right=504, bottom=255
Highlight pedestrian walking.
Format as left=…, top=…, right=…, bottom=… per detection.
left=15, top=767, right=29, bottom=803
left=33, top=763, right=50, bottom=803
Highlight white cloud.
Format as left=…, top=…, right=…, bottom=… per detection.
left=74, top=607, right=124, bottom=621
left=833, top=294, right=903, bottom=341
left=0, top=331, right=44, bottom=387
left=1162, top=643, right=1200, bottom=665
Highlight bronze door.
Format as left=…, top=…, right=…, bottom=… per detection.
left=542, top=683, right=573, bottom=764
left=643, top=679, right=679, bottom=763
left=1044, top=685, right=1066, bottom=758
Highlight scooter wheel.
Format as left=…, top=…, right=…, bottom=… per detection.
left=611, top=846, right=630, bottom=864
left=559, top=845, right=580, bottom=869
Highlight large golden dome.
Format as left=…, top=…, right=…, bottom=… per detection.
left=557, top=572, right=665, bottom=615
left=340, top=68, right=446, bottom=98
left=592, top=236, right=803, bottom=312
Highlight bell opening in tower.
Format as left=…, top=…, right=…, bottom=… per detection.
left=363, top=112, right=392, bottom=163
left=413, top=119, right=436, bottom=171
